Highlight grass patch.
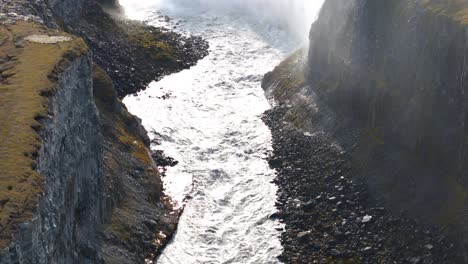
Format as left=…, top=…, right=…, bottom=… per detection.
left=127, top=26, right=176, bottom=61
left=0, top=21, right=88, bottom=248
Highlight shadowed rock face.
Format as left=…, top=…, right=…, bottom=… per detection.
left=307, top=0, right=468, bottom=223
left=0, top=0, right=55, bottom=26
left=22, top=56, right=101, bottom=264
left=46, top=0, right=86, bottom=25
left=264, top=0, right=468, bottom=259
left=0, top=0, right=198, bottom=262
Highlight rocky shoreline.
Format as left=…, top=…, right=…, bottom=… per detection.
left=83, top=3, right=209, bottom=261
left=76, top=0, right=209, bottom=97
left=263, top=106, right=464, bottom=263
left=0, top=0, right=209, bottom=262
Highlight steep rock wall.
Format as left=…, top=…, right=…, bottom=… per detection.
left=264, top=0, right=468, bottom=258
left=46, top=0, right=86, bottom=25
left=93, top=66, right=179, bottom=263
left=0, top=20, right=104, bottom=262
left=2, top=54, right=102, bottom=264
left=0, top=0, right=184, bottom=262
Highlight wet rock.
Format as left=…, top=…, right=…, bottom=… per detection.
left=330, top=249, right=341, bottom=257
left=143, top=219, right=158, bottom=229
left=151, top=150, right=178, bottom=167
left=361, top=215, right=373, bottom=223
left=297, top=231, right=310, bottom=240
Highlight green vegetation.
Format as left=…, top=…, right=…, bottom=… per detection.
left=93, top=65, right=153, bottom=166
left=265, top=48, right=307, bottom=102
left=367, top=127, right=385, bottom=146
left=263, top=49, right=315, bottom=129
left=127, top=25, right=177, bottom=61
left=93, top=65, right=163, bottom=248
left=437, top=176, right=467, bottom=229
left=0, top=21, right=88, bottom=248
left=423, top=0, right=468, bottom=24
left=82, top=3, right=177, bottom=62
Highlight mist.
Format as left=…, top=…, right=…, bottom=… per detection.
left=119, top=0, right=325, bottom=42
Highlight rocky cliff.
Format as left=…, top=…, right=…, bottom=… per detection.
left=264, top=0, right=468, bottom=261
left=0, top=0, right=206, bottom=263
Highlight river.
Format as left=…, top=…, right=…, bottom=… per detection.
left=121, top=1, right=323, bottom=263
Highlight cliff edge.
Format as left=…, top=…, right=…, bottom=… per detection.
left=0, top=0, right=207, bottom=263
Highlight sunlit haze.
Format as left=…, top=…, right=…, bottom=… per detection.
left=119, top=0, right=325, bottom=42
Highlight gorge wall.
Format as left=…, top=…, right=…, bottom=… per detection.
left=0, top=0, right=206, bottom=263
left=264, top=0, right=468, bottom=258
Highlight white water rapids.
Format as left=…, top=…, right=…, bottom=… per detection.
left=121, top=1, right=324, bottom=263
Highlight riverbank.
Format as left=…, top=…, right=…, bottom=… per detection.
left=76, top=0, right=209, bottom=97
left=122, top=6, right=289, bottom=262
left=263, top=106, right=463, bottom=263
left=77, top=1, right=209, bottom=261
left=0, top=0, right=208, bottom=262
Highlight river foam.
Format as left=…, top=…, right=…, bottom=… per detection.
left=121, top=1, right=324, bottom=263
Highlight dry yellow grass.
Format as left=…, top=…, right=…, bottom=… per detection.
left=0, top=21, right=88, bottom=248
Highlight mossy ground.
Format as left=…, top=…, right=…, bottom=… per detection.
left=423, top=0, right=468, bottom=24
left=263, top=48, right=316, bottom=130
left=93, top=65, right=153, bottom=167
left=0, top=21, right=87, bottom=248
left=264, top=48, right=307, bottom=102
left=126, top=25, right=177, bottom=61
left=78, top=0, right=209, bottom=97
left=94, top=65, right=180, bottom=262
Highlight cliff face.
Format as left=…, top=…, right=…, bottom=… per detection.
left=307, top=0, right=468, bottom=224
left=309, top=0, right=468, bottom=180
left=3, top=49, right=102, bottom=264
left=0, top=0, right=194, bottom=262
left=264, top=0, right=468, bottom=256
left=46, top=0, right=86, bottom=25
left=93, top=65, right=179, bottom=263
left=0, top=21, right=103, bottom=263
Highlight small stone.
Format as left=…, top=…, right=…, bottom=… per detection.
left=409, top=257, right=422, bottom=264
left=297, top=231, right=310, bottom=239
left=301, top=200, right=315, bottom=210
left=334, top=230, right=344, bottom=238
left=143, top=219, right=157, bottom=228
left=361, top=215, right=373, bottom=223
left=331, top=249, right=341, bottom=257
left=425, top=244, right=434, bottom=250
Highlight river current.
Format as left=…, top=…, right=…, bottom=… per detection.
left=121, top=1, right=323, bottom=263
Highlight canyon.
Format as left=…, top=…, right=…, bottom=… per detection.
left=1, top=0, right=468, bottom=263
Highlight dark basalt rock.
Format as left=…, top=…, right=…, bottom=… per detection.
left=151, top=150, right=179, bottom=167
left=0, top=0, right=206, bottom=262
left=307, top=0, right=468, bottom=229
left=264, top=0, right=468, bottom=261
left=73, top=0, right=209, bottom=98
left=263, top=106, right=463, bottom=263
